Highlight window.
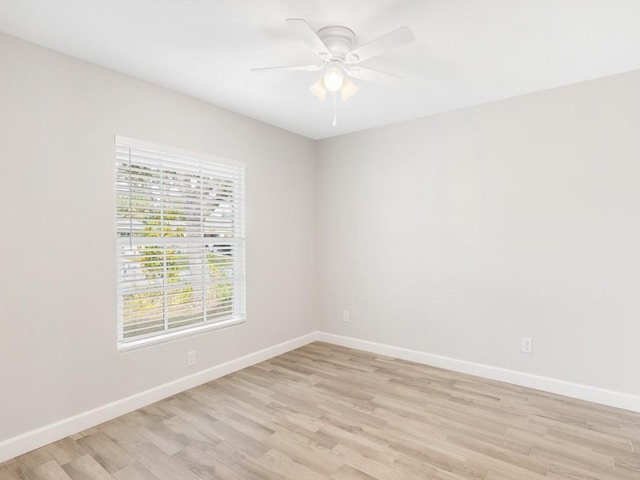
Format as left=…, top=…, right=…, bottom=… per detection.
left=115, top=137, right=245, bottom=348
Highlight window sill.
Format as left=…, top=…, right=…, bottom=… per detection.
left=117, top=316, right=245, bottom=352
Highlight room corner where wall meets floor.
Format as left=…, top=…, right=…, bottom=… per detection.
left=3, top=341, right=640, bottom=480
left=2, top=331, right=639, bottom=465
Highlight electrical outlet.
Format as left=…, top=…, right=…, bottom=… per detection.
left=521, top=337, right=532, bottom=354
left=342, top=310, right=349, bottom=322
left=187, top=350, right=196, bottom=367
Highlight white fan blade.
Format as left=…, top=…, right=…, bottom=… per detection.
left=345, top=26, right=415, bottom=63
left=345, top=66, right=401, bottom=86
left=251, top=64, right=323, bottom=72
left=285, top=18, right=332, bottom=59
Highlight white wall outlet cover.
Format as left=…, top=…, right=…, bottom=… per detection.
left=187, top=350, right=196, bottom=366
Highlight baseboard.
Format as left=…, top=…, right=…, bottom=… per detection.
left=0, top=332, right=318, bottom=464
left=317, top=332, right=640, bottom=413
left=4, top=331, right=638, bottom=464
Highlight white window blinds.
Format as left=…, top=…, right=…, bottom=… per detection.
left=115, top=137, right=245, bottom=347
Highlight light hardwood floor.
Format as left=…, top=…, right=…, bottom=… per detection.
left=2, top=342, right=640, bottom=479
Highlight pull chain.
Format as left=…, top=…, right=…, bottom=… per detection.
left=332, top=92, right=337, bottom=126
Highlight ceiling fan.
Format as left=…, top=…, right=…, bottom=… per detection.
left=252, top=19, right=415, bottom=102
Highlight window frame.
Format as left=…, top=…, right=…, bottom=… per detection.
left=114, top=136, right=246, bottom=350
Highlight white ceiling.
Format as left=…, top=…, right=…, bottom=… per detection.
left=1, top=0, right=640, bottom=139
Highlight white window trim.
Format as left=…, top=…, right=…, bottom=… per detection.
left=115, top=136, right=246, bottom=350
left=116, top=136, right=246, bottom=169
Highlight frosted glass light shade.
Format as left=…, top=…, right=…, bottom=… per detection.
left=340, top=76, right=358, bottom=101
left=309, top=77, right=327, bottom=101
left=324, top=67, right=344, bottom=92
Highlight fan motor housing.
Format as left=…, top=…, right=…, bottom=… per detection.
left=316, top=26, right=356, bottom=61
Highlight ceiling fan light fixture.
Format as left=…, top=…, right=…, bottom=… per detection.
left=253, top=19, right=415, bottom=118
left=323, top=65, right=344, bottom=92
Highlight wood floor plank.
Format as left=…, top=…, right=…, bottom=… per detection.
left=0, top=461, right=26, bottom=480
left=25, top=460, right=73, bottom=480
left=44, top=439, right=87, bottom=466
left=75, top=431, right=134, bottom=474
left=3, top=342, right=640, bottom=479
left=110, top=463, right=157, bottom=480
left=127, top=443, right=199, bottom=480
left=172, top=445, right=241, bottom=480
left=61, top=455, right=113, bottom=480
left=15, top=447, right=54, bottom=476
left=123, top=411, right=185, bottom=456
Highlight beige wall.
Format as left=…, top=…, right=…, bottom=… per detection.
left=0, top=33, right=317, bottom=442
left=317, top=69, right=640, bottom=395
